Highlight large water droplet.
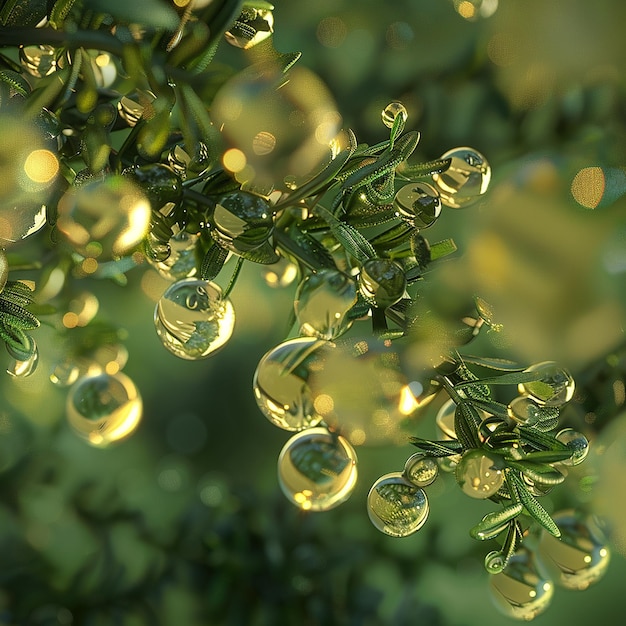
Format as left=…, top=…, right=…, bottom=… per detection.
left=67, top=372, right=142, bottom=447
left=489, top=548, right=554, bottom=621
left=154, top=279, right=235, bottom=360
left=278, top=427, right=357, bottom=511
left=518, top=361, right=575, bottom=407
left=381, top=102, right=408, bottom=129
left=432, top=147, right=491, bottom=208
left=367, top=472, right=429, bottom=537
left=295, top=269, right=357, bottom=340
left=538, top=510, right=610, bottom=590
left=253, top=337, right=329, bottom=431
left=358, top=258, right=406, bottom=309
left=404, top=453, right=439, bottom=487
left=455, top=450, right=503, bottom=499
left=393, top=182, right=442, bottom=228
left=555, top=428, right=589, bottom=466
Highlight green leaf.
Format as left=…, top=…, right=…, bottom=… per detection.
left=508, top=472, right=561, bottom=537
left=458, top=355, right=525, bottom=371
left=49, top=0, right=77, bottom=27
left=397, top=157, right=452, bottom=179
left=429, top=238, right=457, bottom=261
left=454, top=402, right=481, bottom=448
left=200, top=243, right=228, bottom=281
left=370, top=222, right=415, bottom=251
left=409, top=438, right=463, bottom=457
left=522, top=449, right=572, bottom=463
left=454, top=370, right=551, bottom=389
left=468, top=398, right=510, bottom=419
left=0, top=0, right=47, bottom=26
left=507, top=461, right=565, bottom=486
left=518, top=426, right=568, bottom=452
left=469, top=503, right=523, bottom=541
left=501, top=520, right=523, bottom=566
left=0, top=69, right=30, bottom=96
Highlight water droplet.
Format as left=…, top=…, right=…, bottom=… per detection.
left=404, top=453, right=439, bottom=487
left=455, top=450, right=503, bottom=499
left=538, top=510, right=610, bottom=590
left=263, top=255, right=298, bottom=288
left=358, top=259, right=406, bottom=308
left=50, top=358, right=82, bottom=387
left=489, top=548, right=554, bottom=621
left=381, top=102, right=408, bottom=129
left=225, top=7, right=274, bottom=49
left=367, top=472, right=429, bottom=537
left=117, top=90, right=156, bottom=128
left=155, top=279, right=234, bottom=360
left=393, top=182, right=442, bottom=228
left=518, top=361, right=575, bottom=407
left=212, top=65, right=341, bottom=189
left=555, top=428, right=589, bottom=466
left=278, top=427, right=357, bottom=511
left=67, top=372, right=142, bottom=447
left=7, top=343, right=39, bottom=378
left=507, top=395, right=541, bottom=425
left=435, top=398, right=457, bottom=439
left=485, top=550, right=506, bottom=574
left=148, top=228, right=198, bottom=281
left=210, top=191, right=274, bottom=255
left=295, top=269, right=357, bottom=340
left=19, top=45, right=57, bottom=78
left=253, top=337, right=329, bottom=431
left=432, top=147, right=491, bottom=208
left=56, top=176, right=151, bottom=260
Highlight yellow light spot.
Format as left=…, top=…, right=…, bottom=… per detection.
left=173, top=0, right=191, bottom=6
left=105, top=361, right=120, bottom=375
left=398, top=384, right=419, bottom=415
left=62, top=312, right=79, bottom=328
left=583, top=554, right=592, bottom=563
left=571, top=167, right=605, bottom=209
left=95, top=53, right=110, bottom=67
left=529, top=590, right=537, bottom=598
left=81, top=258, right=99, bottom=274
left=542, top=582, right=552, bottom=591
left=313, top=394, right=334, bottom=416
left=350, top=428, right=366, bottom=445
left=600, top=548, right=608, bottom=557
left=457, top=1, right=476, bottom=19
left=140, top=268, right=170, bottom=302
left=613, top=380, right=626, bottom=406
left=223, top=148, right=247, bottom=173
left=23, top=149, right=58, bottom=184
left=487, top=32, right=520, bottom=67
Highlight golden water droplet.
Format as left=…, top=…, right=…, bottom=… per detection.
left=404, top=454, right=439, bottom=487
left=117, top=91, right=156, bottom=127
left=19, top=45, right=57, bottom=77
left=278, top=427, right=357, bottom=511
left=253, top=337, right=330, bottom=431
left=432, top=147, right=491, bottom=208
left=455, top=450, right=503, bottom=499
left=263, top=255, right=298, bottom=288
left=56, top=176, right=151, bottom=260
left=489, top=549, right=554, bottom=621
left=518, top=361, right=575, bottom=407
left=367, top=472, right=429, bottom=537
left=555, top=428, right=589, bottom=466
left=507, top=395, right=541, bottom=425
left=538, top=511, right=610, bottom=590
left=67, top=372, right=142, bottom=447
left=225, top=7, right=274, bottom=49
left=381, top=102, right=408, bottom=129
left=393, top=182, right=442, bottom=228
left=7, top=344, right=39, bottom=378
left=154, top=279, right=235, bottom=360
left=147, top=228, right=198, bottom=281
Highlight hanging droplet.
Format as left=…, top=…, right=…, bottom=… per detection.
left=66, top=372, right=142, bottom=447
left=117, top=90, right=156, bottom=127
left=212, top=65, right=341, bottom=189
left=455, top=450, right=504, bottom=499
left=358, top=258, right=406, bottom=308
left=263, top=255, right=298, bottom=288
left=393, top=182, right=442, bottom=228
left=555, top=428, right=589, bottom=466
left=19, top=44, right=57, bottom=78
left=485, top=550, right=507, bottom=574
left=7, top=343, right=39, bottom=378
left=432, top=147, right=491, bottom=208
left=277, top=427, right=358, bottom=511
left=489, top=548, right=554, bottom=621
left=210, top=191, right=275, bottom=256
left=50, top=357, right=83, bottom=387
left=148, top=228, right=199, bottom=281
left=225, top=7, right=274, bottom=49
left=367, top=472, right=429, bottom=537
left=518, top=361, right=575, bottom=407
left=253, top=337, right=330, bottom=431
left=507, top=395, right=542, bottom=425
left=404, top=453, right=439, bottom=487
left=295, top=269, right=357, bottom=340
left=538, top=510, right=610, bottom=590
left=0, top=249, right=8, bottom=293
left=56, top=176, right=151, bottom=260
left=381, top=102, right=408, bottom=129
left=154, top=279, right=235, bottom=360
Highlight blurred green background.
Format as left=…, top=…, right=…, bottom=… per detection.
left=2, top=0, right=626, bottom=623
